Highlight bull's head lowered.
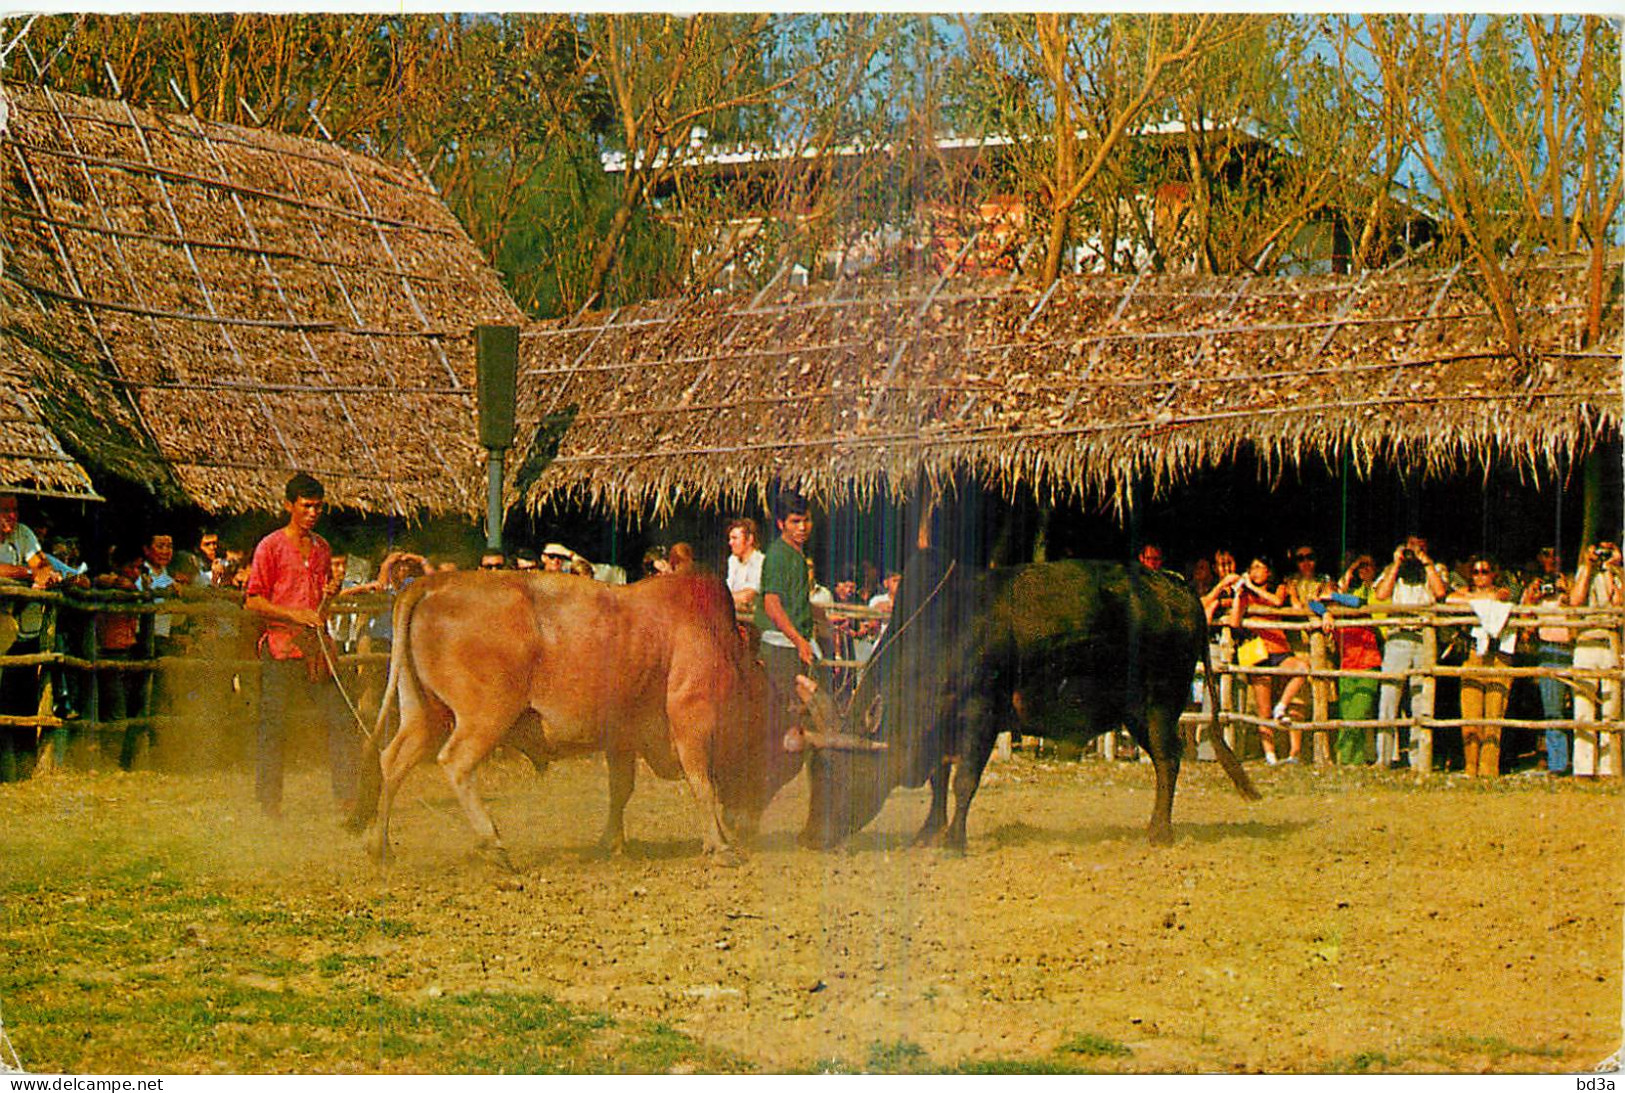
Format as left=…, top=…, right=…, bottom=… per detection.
left=797, top=550, right=963, bottom=849
left=706, top=623, right=887, bottom=846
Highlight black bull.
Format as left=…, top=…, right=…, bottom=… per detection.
left=800, top=550, right=1261, bottom=849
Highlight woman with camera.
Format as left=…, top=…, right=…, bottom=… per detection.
left=1372, top=536, right=1450, bottom=769
left=1448, top=555, right=1514, bottom=777
left=1567, top=541, right=1623, bottom=777
left=1521, top=548, right=1573, bottom=775
left=1223, top=557, right=1310, bottom=765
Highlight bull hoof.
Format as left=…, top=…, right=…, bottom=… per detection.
left=364, top=831, right=390, bottom=867
left=798, top=826, right=843, bottom=851
left=705, top=845, right=743, bottom=868
left=1147, top=824, right=1175, bottom=847
left=474, top=842, right=517, bottom=873
left=911, top=825, right=944, bottom=848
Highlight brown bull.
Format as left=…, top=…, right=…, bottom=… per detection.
left=358, top=571, right=811, bottom=865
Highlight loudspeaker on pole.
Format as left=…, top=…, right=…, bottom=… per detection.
left=476, top=325, right=519, bottom=450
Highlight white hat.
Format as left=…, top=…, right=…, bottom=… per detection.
left=542, top=542, right=573, bottom=560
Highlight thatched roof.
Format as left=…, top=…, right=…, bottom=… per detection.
left=0, top=338, right=101, bottom=501
left=1, top=83, right=524, bottom=516
left=517, top=256, right=1622, bottom=516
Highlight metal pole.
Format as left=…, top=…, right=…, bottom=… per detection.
left=475, top=323, right=519, bottom=558
left=486, top=451, right=506, bottom=553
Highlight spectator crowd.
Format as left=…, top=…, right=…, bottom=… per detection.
left=0, top=484, right=1620, bottom=785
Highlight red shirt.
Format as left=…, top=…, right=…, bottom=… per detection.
left=245, top=527, right=332, bottom=660
left=1336, top=625, right=1382, bottom=671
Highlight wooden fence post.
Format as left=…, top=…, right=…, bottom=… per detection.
left=1309, top=628, right=1332, bottom=764
left=80, top=604, right=101, bottom=761
left=33, top=600, right=60, bottom=774
left=1416, top=626, right=1438, bottom=772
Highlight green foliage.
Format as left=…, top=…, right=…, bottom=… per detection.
left=14, top=13, right=1618, bottom=307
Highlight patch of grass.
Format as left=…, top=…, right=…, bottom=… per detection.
left=957, top=1057, right=1088, bottom=1074
left=1058, top=1032, right=1134, bottom=1058
left=2, top=861, right=743, bottom=1075
left=1437, top=1035, right=1564, bottom=1061
left=804, top=1056, right=858, bottom=1073
left=315, top=953, right=379, bottom=977
left=1324, top=1050, right=1404, bottom=1073
left=613, top=1020, right=740, bottom=1074
left=10, top=977, right=745, bottom=1074
left=228, top=907, right=420, bottom=942
left=866, top=1039, right=932, bottom=1073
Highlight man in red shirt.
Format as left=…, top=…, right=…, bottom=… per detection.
left=244, top=473, right=361, bottom=822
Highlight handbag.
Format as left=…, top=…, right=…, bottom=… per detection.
left=1236, top=636, right=1269, bottom=667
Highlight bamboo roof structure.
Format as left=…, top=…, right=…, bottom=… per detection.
left=518, top=256, right=1623, bottom=517
left=1, top=83, right=523, bottom=516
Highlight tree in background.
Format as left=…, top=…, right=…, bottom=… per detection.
left=1356, top=14, right=1621, bottom=360
left=951, top=14, right=1268, bottom=285
left=10, top=13, right=1619, bottom=316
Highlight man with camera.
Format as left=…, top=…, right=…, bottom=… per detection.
left=1372, top=535, right=1449, bottom=769
left=1521, top=548, right=1573, bottom=775
left=1567, top=540, right=1622, bottom=777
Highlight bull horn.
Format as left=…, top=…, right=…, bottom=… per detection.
left=802, top=730, right=889, bottom=752
left=795, top=674, right=840, bottom=735
left=793, top=675, right=886, bottom=751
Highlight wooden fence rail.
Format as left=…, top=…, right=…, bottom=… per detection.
left=0, top=585, right=1619, bottom=778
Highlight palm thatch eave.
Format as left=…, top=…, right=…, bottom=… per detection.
left=512, top=256, right=1622, bottom=518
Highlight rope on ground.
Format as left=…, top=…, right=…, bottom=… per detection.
left=318, top=635, right=380, bottom=748
left=0, top=995, right=26, bottom=1074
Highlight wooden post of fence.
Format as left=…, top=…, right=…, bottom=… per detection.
left=1416, top=625, right=1438, bottom=772
left=80, top=608, right=100, bottom=762
left=1309, top=628, right=1332, bottom=764
left=1217, top=629, right=1237, bottom=753
left=34, top=600, right=61, bottom=774
left=127, top=608, right=156, bottom=769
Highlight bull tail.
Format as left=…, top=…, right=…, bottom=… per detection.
left=349, top=580, right=429, bottom=829
left=372, top=579, right=431, bottom=753
left=1201, top=636, right=1261, bottom=802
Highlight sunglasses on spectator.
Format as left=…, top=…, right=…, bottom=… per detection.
left=1471, top=566, right=1493, bottom=575
left=1294, top=552, right=1315, bottom=561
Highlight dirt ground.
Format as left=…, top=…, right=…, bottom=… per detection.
left=3, top=743, right=1622, bottom=1073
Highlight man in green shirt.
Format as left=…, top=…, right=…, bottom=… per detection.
left=753, top=490, right=827, bottom=748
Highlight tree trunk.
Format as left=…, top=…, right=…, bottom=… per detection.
left=584, top=181, right=643, bottom=304
left=1042, top=208, right=1070, bottom=285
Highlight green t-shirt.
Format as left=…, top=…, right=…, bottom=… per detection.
left=754, top=536, right=812, bottom=641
